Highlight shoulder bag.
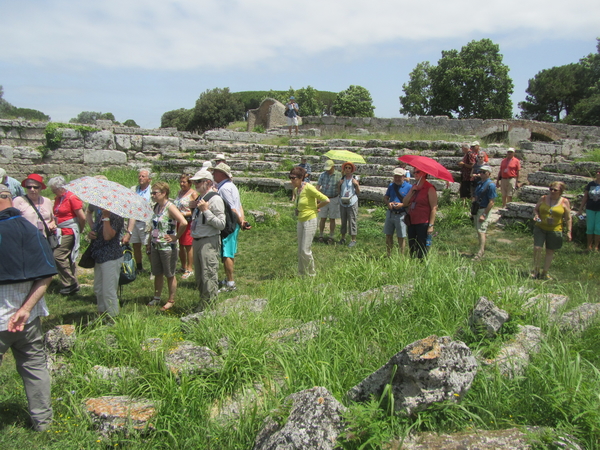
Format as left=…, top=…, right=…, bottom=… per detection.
left=24, top=195, right=59, bottom=249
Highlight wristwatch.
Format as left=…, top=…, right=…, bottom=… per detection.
left=101, top=217, right=110, bottom=222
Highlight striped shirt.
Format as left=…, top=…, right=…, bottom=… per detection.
left=0, top=281, right=49, bottom=332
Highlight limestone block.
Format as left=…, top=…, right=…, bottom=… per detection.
left=15, top=146, right=43, bottom=160
left=364, top=155, right=399, bottom=165
left=524, top=293, right=569, bottom=318
left=115, top=134, right=131, bottom=150
left=85, top=130, right=115, bottom=150
left=165, top=341, right=223, bottom=376
left=269, top=318, right=331, bottom=344
left=499, top=202, right=536, bottom=219
left=528, top=171, right=591, bottom=191
left=359, top=186, right=386, bottom=202
left=84, top=149, right=127, bottom=164
left=45, top=148, right=85, bottom=163
left=248, top=161, right=279, bottom=171
left=520, top=150, right=553, bottom=164
left=436, top=157, right=463, bottom=170
left=360, top=176, right=389, bottom=187
left=59, top=128, right=84, bottom=148
left=542, top=161, right=600, bottom=177
left=347, top=335, right=477, bottom=414
left=181, top=296, right=268, bottom=325
left=230, top=160, right=250, bottom=170
left=235, top=177, right=287, bottom=190
left=489, top=325, right=542, bottom=377
left=469, top=297, right=509, bottom=338
left=254, top=387, right=347, bottom=450
left=181, top=138, right=208, bottom=151
left=556, top=303, right=600, bottom=334
left=130, top=135, right=143, bottom=151
left=44, top=325, right=76, bottom=354
left=344, top=284, right=414, bottom=308
left=0, top=145, right=15, bottom=162
left=91, top=365, right=140, bottom=383
left=85, top=396, right=156, bottom=436
left=142, top=135, right=180, bottom=153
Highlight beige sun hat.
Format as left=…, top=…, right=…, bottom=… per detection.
left=190, top=169, right=214, bottom=181
left=210, top=162, right=233, bottom=179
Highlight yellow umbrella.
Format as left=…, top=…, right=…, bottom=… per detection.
left=322, top=149, right=366, bottom=164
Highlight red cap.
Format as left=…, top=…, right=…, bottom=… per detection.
left=21, top=174, right=47, bottom=190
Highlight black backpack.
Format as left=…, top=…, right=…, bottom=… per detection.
left=203, top=192, right=237, bottom=239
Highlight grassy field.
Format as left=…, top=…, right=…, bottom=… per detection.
left=1, top=170, right=599, bottom=449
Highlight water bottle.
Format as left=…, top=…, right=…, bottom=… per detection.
left=426, top=233, right=432, bottom=247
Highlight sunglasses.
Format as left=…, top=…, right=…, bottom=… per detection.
left=25, top=185, right=41, bottom=190
left=0, top=194, right=10, bottom=199
left=150, top=191, right=161, bottom=195
left=549, top=188, right=559, bottom=192
left=289, top=176, right=298, bottom=180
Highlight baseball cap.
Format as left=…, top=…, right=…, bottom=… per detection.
left=393, top=168, right=406, bottom=177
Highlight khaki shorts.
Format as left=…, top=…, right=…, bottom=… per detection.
left=150, top=244, right=178, bottom=277
left=130, top=220, right=149, bottom=244
left=318, top=197, right=341, bottom=219
left=501, top=178, right=517, bottom=198
left=474, top=208, right=493, bottom=233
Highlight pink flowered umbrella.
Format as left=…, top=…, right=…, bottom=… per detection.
left=65, top=176, right=153, bottom=222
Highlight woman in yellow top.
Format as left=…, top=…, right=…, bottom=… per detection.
left=532, top=181, right=572, bottom=280
left=289, top=166, right=330, bottom=276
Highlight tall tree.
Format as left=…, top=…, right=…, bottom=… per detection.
left=399, top=62, right=432, bottom=116
left=400, top=39, right=514, bottom=119
left=332, top=85, right=375, bottom=117
left=70, top=111, right=116, bottom=124
left=187, top=87, right=244, bottom=133
left=161, top=108, right=193, bottom=130
left=296, top=86, right=324, bottom=117
left=519, top=64, right=588, bottom=122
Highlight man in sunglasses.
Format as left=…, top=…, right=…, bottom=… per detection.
left=0, top=167, right=25, bottom=199
left=0, top=184, right=57, bottom=431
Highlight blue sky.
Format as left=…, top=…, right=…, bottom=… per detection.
left=1, top=0, right=598, bottom=129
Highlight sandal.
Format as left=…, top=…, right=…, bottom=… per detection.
left=181, top=270, right=194, bottom=280
left=160, top=300, right=175, bottom=311
left=147, top=296, right=161, bottom=306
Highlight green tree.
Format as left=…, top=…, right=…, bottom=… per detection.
left=70, top=111, right=116, bottom=124
left=399, top=62, right=432, bottom=116
left=332, top=85, right=375, bottom=117
left=519, top=64, right=589, bottom=122
left=400, top=39, right=513, bottom=119
left=187, top=87, right=245, bottom=133
left=160, top=108, right=193, bottom=131
left=122, top=119, right=140, bottom=128
left=296, top=86, right=324, bottom=116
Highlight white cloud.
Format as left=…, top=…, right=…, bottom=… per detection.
left=1, top=0, right=598, bottom=71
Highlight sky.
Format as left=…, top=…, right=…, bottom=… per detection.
left=1, top=0, right=599, bottom=129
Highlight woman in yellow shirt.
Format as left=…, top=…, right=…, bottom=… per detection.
left=290, top=166, right=330, bottom=276
left=532, top=181, right=572, bottom=280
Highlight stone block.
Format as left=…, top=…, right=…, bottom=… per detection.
left=469, top=297, right=509, bottom=337
left=556, top=303, right=600, bottom=334
left=44, top=325, right=76, bottom=354
left=85, top=130, right=115, bottom=150
left=115, top=134, right=132, bottom=150
left=45, top=148, right=85, bottom=163
left=488, top=325, right=542, bottom=377
left=59, top=128, right=84, bottom=148
left=524, top=293, right=569, bottom=318
left=347, top=335, right=477, bottom=414
left=527, top=171, right=591, bottom=191
left=254, top=387, right=347, bottom=450
left=142, top=135, right=180, bottom=153
left=84, top=149, right=128, bottom=164
left=0, top=145, right=15, bottom=162
left=85, top=396, right=156, bottom=436
left=165, top=341, right=223, bottom=376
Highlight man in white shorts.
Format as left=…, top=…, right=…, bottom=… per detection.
left=316, top=160, right=340, bottom=244
left=285, top=96, right=299, bottom=136
left=123, top=169, right=152, bottom=272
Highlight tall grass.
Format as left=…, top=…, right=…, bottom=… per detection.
left=1, top=179, right=599, bottom=449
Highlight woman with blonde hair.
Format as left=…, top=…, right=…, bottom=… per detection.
left=532, top=181, right=572, bottom=280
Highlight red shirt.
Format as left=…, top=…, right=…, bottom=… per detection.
left=498, top=157, right=521, bottom=179
left=408, top=181, right=434, bottom=225
left=53, top=191, right=83, bottom=235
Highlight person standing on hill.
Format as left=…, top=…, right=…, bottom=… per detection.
left=338, top=162, right=360, bottom=248
left=472, top=165, right=497, bottom=261
left=316, top=160, right=340, bottom=245
left=497, top=148, right=521, bottom=208
left=532, top=181, right=572, bottom=280
left=577, top=169, right=600, bottom=252
left=0, top=184, right=57, bottom=431
left=285, top=96, right=300, bottom=136
left=457, top=144, right=475, bottom=206
left=383, top=168, right=412, bottom=256
left=211, top=163, right=248, bottom=293
left=123, top=169, right=152, bottom=273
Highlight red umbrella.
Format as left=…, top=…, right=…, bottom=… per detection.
left=398, top=155, right=454, bottom=183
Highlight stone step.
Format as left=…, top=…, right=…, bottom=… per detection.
left=527, top=171, right=591, bottom=191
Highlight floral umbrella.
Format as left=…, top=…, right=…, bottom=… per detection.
left=65, top=176, right=153, bottom=221
left=323, top=149, right=366, bottom=164
left=398, top=155, right=454, bottom=183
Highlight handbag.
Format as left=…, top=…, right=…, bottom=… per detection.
left=78, top=244, right=95, bottom=268
left=470, top=201, right=480, bottom=216
left=24, top=195, right=59, bottom=249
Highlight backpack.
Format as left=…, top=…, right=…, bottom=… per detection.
left=203, top=192, right=237, bottom=239
left=119, top=244, right=137, bottom=286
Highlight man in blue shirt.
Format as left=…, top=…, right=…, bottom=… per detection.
left=472, top=165, right=497, bottom=261
left=383, top=168, right=412, bottom=256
